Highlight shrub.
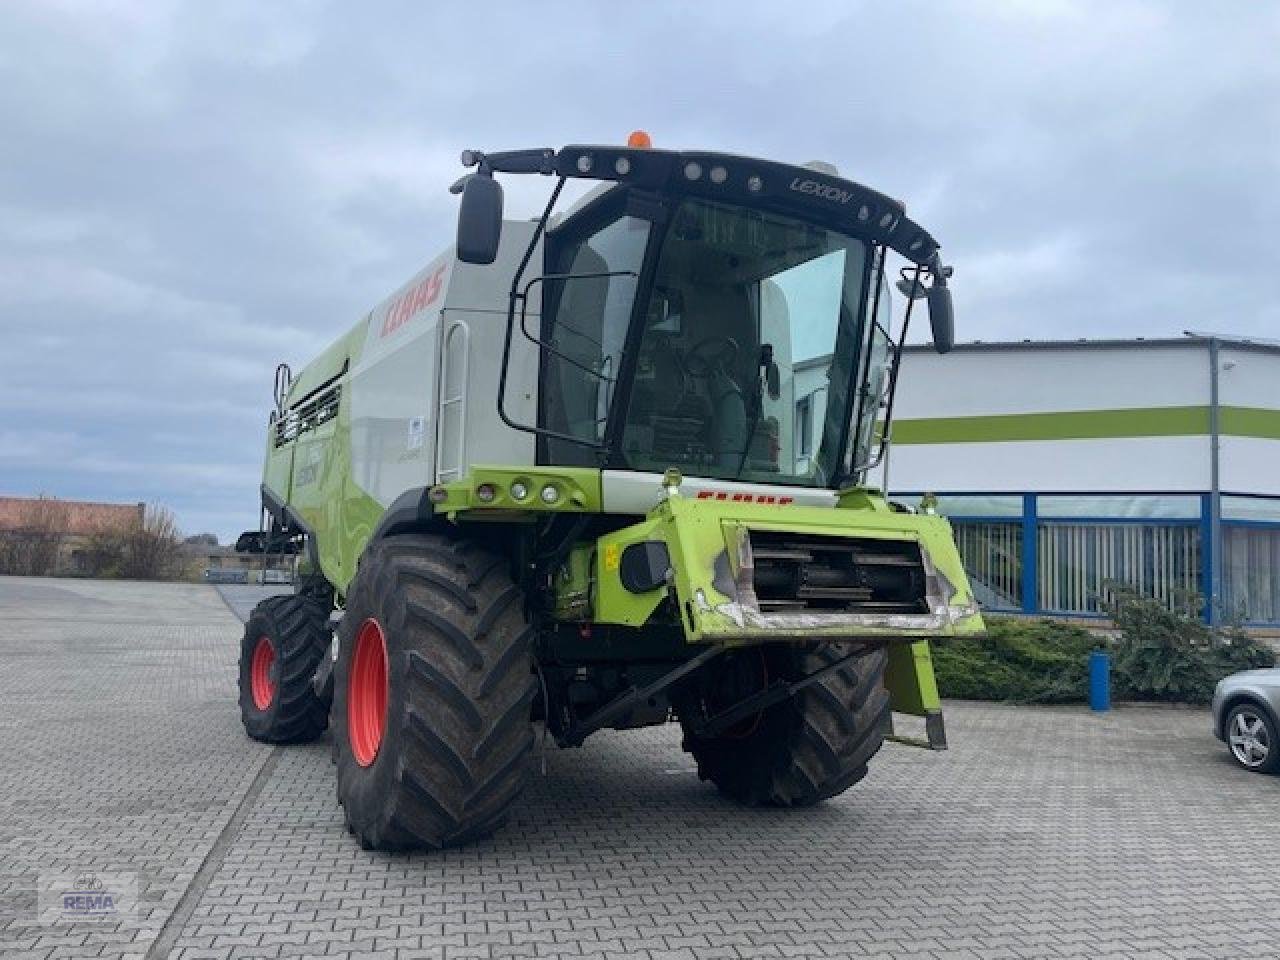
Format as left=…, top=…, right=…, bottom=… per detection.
left=932, top=618, right=1097, bottom=703
left=1104, top=586, right=1275, bottom=704
left=0, top=496, right=70, bottom=576
left=932, top=591, right=1277, bottom=706
left=82, top=504, right=185, bottom=580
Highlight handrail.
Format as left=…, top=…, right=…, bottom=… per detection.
left=435, top=320, right=471, bottom=482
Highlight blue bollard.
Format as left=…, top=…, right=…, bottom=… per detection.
left=1089, top=650, right=1111, bottom=712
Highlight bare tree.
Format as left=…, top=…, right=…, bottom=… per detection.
left=119, top=504, right=185, bottom=580
left=0, top=496, right=71, bottom=576
left=79, top=526, right=126, bottom=578
left=78, top=503, right=186, bottom=580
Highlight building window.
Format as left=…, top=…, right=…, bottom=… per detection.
left=898, top=494, right=1024, bottom=518
left=951, top=521, right=1022, bottom=610
left=1222, top=495, right=1280, bottom=523
left=1222, top=526, right=1280, bottom=624
left=795, top=394, right=813, bottom=459
left=1037, top=494, right=1201, bottom=520
left=1038, top=523, right=1201, bottom=615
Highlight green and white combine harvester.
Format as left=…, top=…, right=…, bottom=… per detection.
left=236, top=134, right=984, bottom=851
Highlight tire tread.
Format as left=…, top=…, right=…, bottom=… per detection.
left=238, top=594, right=331, bottom=745
left=681, top=642, right=891, bottom=807
left=334, top=533, right=535, bottom=851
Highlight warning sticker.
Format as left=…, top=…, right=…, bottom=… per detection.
left=407, top=416, right=426, bottom=451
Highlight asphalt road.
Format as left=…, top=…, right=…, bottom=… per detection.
left=1, top=575, right=1277, bottom=960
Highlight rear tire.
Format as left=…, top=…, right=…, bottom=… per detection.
left=238, top=595, right=331, bottom=744
left=679, top=643, right=891, bottom=806
left=333, top=534, right=536, bottom=851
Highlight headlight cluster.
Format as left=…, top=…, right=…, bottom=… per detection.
left=503, top=479, right=559, bottom=504
left=566, top=150, right=764, bottom=196
left=428, top=475, right=576, bottom=510
left=683, top=160, right=733, bottom=186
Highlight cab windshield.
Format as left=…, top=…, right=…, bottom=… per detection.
left=540, top=196, right=871, bottom=487
left=624, top=199, right=867, bottom=486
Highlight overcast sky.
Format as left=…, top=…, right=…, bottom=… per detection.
left=2, top=1, right=1277, bottom=541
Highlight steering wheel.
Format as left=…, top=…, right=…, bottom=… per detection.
left=685, top=336, right=740, bottom=378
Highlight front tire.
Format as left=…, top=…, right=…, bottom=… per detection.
left=1226, top=703, right=1279, bottom=773
left=680, top=643, right=891, bottom=806
left=333, top=534, right=536, bottom=851
left=238, top=595, right=331, bottom=744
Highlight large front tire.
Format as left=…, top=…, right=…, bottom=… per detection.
left=333, top=534, right=536, bottom=851
left=679, top=643, right=891, bottom=806
left=238, top=595, right=331, bottom=744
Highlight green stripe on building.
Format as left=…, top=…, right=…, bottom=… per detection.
left=890, top=405, right=1280, bottom=444
left=1220, top=406, right=1280, bottom=440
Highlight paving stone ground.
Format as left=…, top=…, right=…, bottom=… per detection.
left=1, top=576, right=1278, bottom=960
left=212, top=586, right=292, bottom=626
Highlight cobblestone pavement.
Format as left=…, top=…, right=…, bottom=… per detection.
left=2, top=577, right=1278, bottom=960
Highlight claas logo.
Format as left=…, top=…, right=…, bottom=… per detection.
left=380, top=265, right=446, bottom=338
left=696, top=490, right=794, bottom=505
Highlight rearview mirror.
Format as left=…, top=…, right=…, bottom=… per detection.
left=927, top=283, right=954, bottom=354
left=456, top=174, right=503, bottom=264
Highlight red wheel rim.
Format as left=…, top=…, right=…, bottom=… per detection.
left=348, top=618, right=389, bottom=767
left=250, top=636, right=276, bottom=710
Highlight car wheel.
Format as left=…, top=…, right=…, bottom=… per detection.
left=1226, top=704, right=1280, bottom=774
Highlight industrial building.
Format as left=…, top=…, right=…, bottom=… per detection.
left=0, top=495, right=144, bottom=576
left=808, top=335, right=1279, bottom=625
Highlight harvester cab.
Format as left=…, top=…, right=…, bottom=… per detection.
left=456, top=140, right=952, bottom=469
left=236, top=134, right=983, bottom=852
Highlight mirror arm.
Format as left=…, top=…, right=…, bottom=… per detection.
left=928, top=253, right=950, bottom=288
left=461, top=147, right=557, bottom=176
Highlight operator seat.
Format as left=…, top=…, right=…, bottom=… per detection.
left=681, top=284, right=753, bottom=470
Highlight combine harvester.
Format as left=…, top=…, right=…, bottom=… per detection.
left=237, top=133, right=982, bottom=850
